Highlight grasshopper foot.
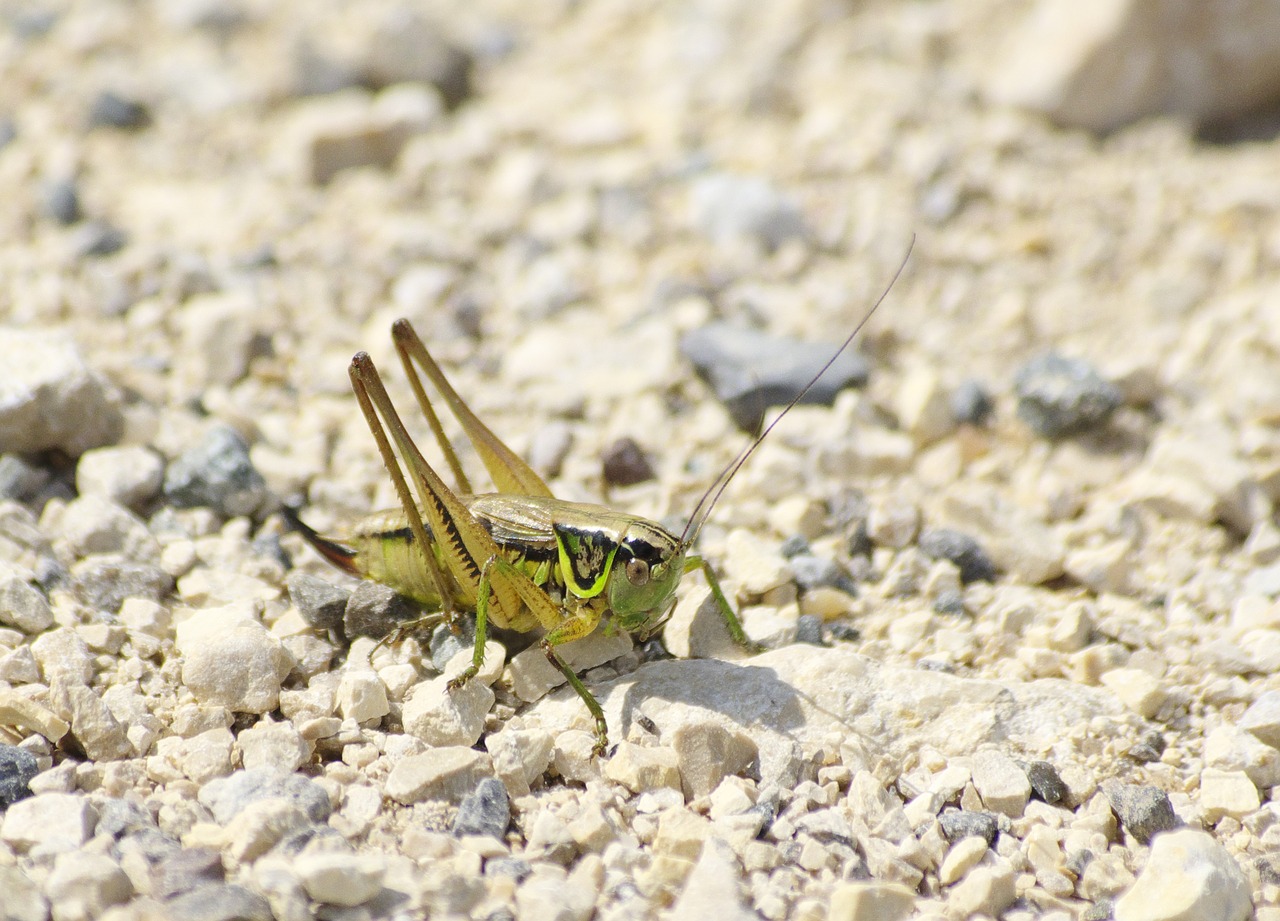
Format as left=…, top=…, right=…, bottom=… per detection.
left=446, top=666, right=478, bottom=693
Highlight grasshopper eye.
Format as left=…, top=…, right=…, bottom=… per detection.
left=625, top=557, right=650, bottom=586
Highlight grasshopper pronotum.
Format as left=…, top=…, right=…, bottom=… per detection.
left=291, top=242, right=911, bottom=754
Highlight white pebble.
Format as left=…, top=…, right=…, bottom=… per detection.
left=1114, top=829, right=1251, bottom=921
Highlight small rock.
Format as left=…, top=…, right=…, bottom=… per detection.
left=1103, top=783, right=1179, bottom=845
left=452, top=776, right=510, bottom=839
left=286, top=572, right=349, bottom=631
left=344, top=580, right=416, bottom=638
left=71, top=220, right=128, bottom=258
left=1240, top=691, right=1280, bottom=748
left=951, top=379, right=994, bottom=426
left=939, top=835, right=990, bottom=886
left=151, top=847, right=224, bottom=901
left=603, top=741, right=681, bottom=794
left=31, top=628, right=95, bottom=684
left=671, top=721, right=758, bottom=800
left=0, top=569, right=54, bottom=633
left=44, top=852, right=132, bottom=921
left=866, top=498, right=921, bottom=550
left=166, top=883, right=273, bottom=921
left=668, top=837, right=755, bottom=921
left=946, top=857, right=1017, bottom=917
left=896, top=366, right=954, bottom=445
left=0, top=688, right=70, bottom=743
left=689, top=173, right=807, bottom=252
left=937, top=485, right=1065, bottom=583
left=198, top=769, right=331, bottom=825
left=221, top=799, right=314, bottom=863
left=1100, top=667, right=1168, bottom=719
left=0, top=328, right=123, bottom=455
left=1204, top=724, right=1280, bottom=789
left=401, top=674, right=493, bottom=747
left=828, top=881, right=916, bottom=921
left=508, top=629, right=632, bottom=702
left=527, top=421, right=574, bottom=478
left=54, top=683, right=131, bottom=760
left=1113, top=829, right=1251, bottom=921
left=967, top=752, right=1029, bottom=818
left=177, top=610, right=294, bottom=713
left=485, top=728, right=555, bottom=797
left=361, top=10, right=473, bottom=107
left=0, top=864, right=46, bottom=921
left=336, top=668, right=390, bottom=725
left=75, top=445, right=164, bottom=512
left=384, top=748, right=493, bottom=805
left=1014, top=352, right=1121, bottom=438
left=601, top=437, right=654, bottom=486
left=680, top=322, right=868, bottom=432
left=164, top=425, right=269, bottom=518
left=1199, top=768, right=1260, bottom=822
left=1023, top=760, right=1067, bottom=804
left=43, top=178, right=82, bottom=225
left=0, top=792, right=97, bottom=853
left=294, top=852, right=386, bottom=907
left=0, top=454, right=50, bottom=501
left=87, top=90, right=151, bottom=129
left=175, top=292, right=263, bottom=392
left=236, top=718, right=311, bottom=773
left=0, top=744, right=39, bottom=808
left=918, top=529, right=997, bottom=583
left=71, top=558, right=172, bottom=614
left=938, top=810, right=998, bottom=846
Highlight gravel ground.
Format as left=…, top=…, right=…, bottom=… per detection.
left=2, top=2, right=1280, bottom=920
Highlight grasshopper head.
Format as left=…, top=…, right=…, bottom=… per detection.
left=607, top=524, right=687, bottom=638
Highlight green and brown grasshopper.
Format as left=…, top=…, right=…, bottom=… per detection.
left=291, top=245, right=910, bottom=754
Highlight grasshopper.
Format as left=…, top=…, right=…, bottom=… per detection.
left=291, top=243, right=911, bottom=754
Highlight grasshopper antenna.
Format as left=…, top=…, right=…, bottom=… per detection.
left=680, top=235, right=915, bottom=548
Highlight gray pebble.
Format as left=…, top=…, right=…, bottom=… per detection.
left=43, top=178, right=82, bottom=225
left=0, top=744, right=38, bottom=809
left=345, top=580, right=416, bottom=640
left=287, top=572, right=349, bottom=632
left=1014, top=352, right=1121, bottom=438
left=164, top=882, right=272, bottom=921
left=198, top=769, right=331, bottom=825
left=689, top=173, right=807, bottom=251
left=95, top=797, right=157, bottom=838
left=484, top=857, right=532, bottom=881
left=0, top=454, right=50, bottom=501
left=918, top=529, right=997, bottom=583
left=152, top=847, right=224, bottom=901
left=1102, top=782, right=1180, bottom=844
left=429, top=615, right=476, bottom=671
left=1080, top=899, right=1114, bottom=921
left=87, top=90, right=151, bottom=130
left=950, top=379, right=994, bottom=426
left=681, top=322, right=870, bottom=432
left=452, top=776, right=510, bottom=839
left=164, top=426, right=269, bottom=518
left=794, top=614, right=824, bottom=646
left=828, top=622, right=860, bottom=643
left=0, top=116, right=15, bottom=148
left=601, top=437, right=655, bottom=487
left=938, top=809, right=998, bottom=845
left=73, top=559, right=172, bottom=615
left=788, top=554, right=857, bottom=595
left=778, top=535, right=811, bottom=558
left=932, top=589, right=966, bottom=616
left=71, top=220, right=128, bottom=258
left=1128, top=729, right=1166, bottom=763
left=1021, top=760, right=1067, bottom=804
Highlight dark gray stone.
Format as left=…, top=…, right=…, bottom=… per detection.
left=43, top=178, right=82, bottom=225
left=452, top=777, right=510, bottom=840
left=938, top=809, right=998, bottom=845
left=152, top=848, right=224, bottom=900
left=1022, top=760, right=1067, bottom=805
left=680, top=323, right=870, bottom=432
left=1014, top=353, right=1121, bottom=438
left=918, top=529, right=997, bottom=584
left=287, top=572, right=349, bottom=631
left=0, top=454, right=49, bottom=502
left=71, top=220, right=127, bottom=258
left=164, top=425, right=268, bottom=518
left=951, top=379, right=994, bottom=426
left=88, top=91, right=151, bottom=130
left=345, top=580, right=417, bottom=640
left=0, top=745, right=38, bottom=809
left=794, top=614, right=824, bottom=646
left=73, top=559, right=172, bottom=615
left=1102, top=782, right=1180, bottom=845
left=788, top=554, right=857, bottom=595
left=601, top=437, right=654, bottom=487
left=164, top=883, right=272, bottom=921
left=483, top=857, right=531, bottom=881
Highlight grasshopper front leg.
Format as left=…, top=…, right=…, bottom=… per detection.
left=685, top=555, right=765, bottom=654
left=454, top=554, right=611, bottom=754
